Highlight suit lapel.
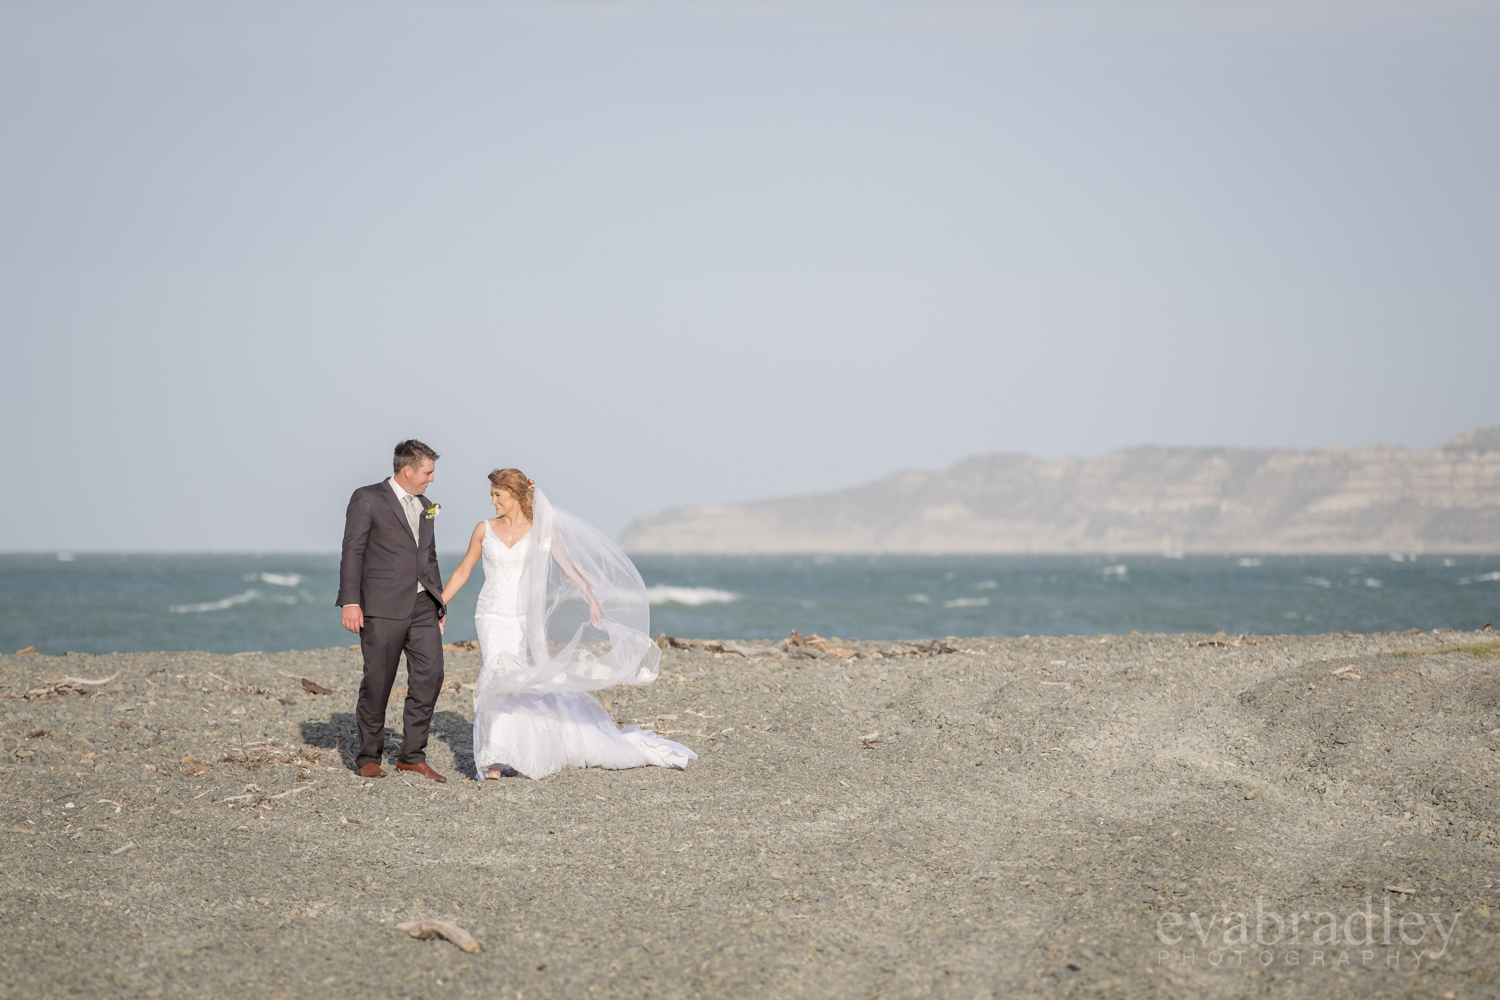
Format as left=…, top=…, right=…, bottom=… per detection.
left=379, top=481, right=418, bottom=549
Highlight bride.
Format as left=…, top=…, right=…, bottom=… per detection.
left=440, top=469, right=696, bottom=780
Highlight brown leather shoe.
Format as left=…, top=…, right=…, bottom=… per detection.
left=356, top=762, right=385, bottom=778
left=397, top=761, right=447, bottom=783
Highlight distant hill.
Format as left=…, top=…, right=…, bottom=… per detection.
left=622, top=428, right=1500, bottom=554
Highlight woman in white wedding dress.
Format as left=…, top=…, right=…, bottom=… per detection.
left=441, top=469, right=696, bottom=780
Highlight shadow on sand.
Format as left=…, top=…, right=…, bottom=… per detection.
left=299, top=709, right=474, bottom=777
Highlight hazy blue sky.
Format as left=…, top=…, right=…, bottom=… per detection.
left=3, top=1, right=1497, bottom=550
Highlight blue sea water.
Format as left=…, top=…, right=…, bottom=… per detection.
left=2, top=552, right=1498, bottom=656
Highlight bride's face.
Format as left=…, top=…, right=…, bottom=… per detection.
left=491, top=487, right=521, bottom=519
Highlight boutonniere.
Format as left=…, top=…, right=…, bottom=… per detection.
left=423, top=503, right=441, bottom=520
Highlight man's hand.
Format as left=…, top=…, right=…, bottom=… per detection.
left=341, top=605, right=364, bottom=634
left=439, top=615, right=446, bottom=635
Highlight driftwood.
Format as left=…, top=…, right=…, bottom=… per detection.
left=52, top=671, right=121, bottom=687
left=893, top=639, right=960, bottom=657
left=788, top=632, right=857, bottom=659
left=1194, top=634, right=1265, bottom=648
left=395, top=919, right=482, bottom=953
left=654, top=635, right=702, bottom=650
left=273, top=671, right=334, bottom=694
left=651, top=632, right=963, bottom=661
left=6, top=670, right=123, bottom=700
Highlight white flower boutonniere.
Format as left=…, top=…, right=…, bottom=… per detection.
left=423, top=503, right=441, bottom=520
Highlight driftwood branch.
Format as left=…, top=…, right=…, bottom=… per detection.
left=52, top=671, right=122, bottom=687
left=395, top=920, right=482, bottom=953
left=6, top=671, right=124, bottom=700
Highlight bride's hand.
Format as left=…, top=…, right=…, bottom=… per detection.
left=589, top=600, right=602, bottom=627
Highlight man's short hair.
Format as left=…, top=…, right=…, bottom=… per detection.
left=393, top=439, right=439, bottom=475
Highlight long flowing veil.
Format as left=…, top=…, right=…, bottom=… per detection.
left=473, top=487, right=661, bottom=709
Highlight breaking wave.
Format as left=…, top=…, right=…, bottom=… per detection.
left=1458, top=571, right=1500, bottom=585
left=169, top=590, right=262, bottom=614
left=645, top=586, right=739, bottom=606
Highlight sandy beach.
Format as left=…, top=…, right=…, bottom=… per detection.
left=2, top=630, right=1497, bottom=999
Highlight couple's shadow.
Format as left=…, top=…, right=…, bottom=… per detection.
left=299, top=710, right=474, bottom=778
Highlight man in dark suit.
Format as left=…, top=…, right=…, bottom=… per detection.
left=337, top=439, right=448, bottom=782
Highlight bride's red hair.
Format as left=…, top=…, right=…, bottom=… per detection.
left=488, top=468, right=535, bottom=521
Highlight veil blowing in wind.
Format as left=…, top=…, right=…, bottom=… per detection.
left=472, top=487, right=661, bottom=712
left=443, top=476, right=691, bottom=781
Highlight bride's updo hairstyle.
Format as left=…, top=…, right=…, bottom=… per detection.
left=488, top=468, right=535, bottom=521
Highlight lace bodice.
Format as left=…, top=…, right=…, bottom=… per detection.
left=474, top=521, right=531, bottom=620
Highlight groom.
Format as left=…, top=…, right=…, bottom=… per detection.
left=337, top=439, right=448, bottom=782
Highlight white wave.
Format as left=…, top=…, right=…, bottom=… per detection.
left=1237, top=558, right=1262, bottom=567
left=645, top=586, right=738, bottom=606
left=943, top=597, right=990, bottom=608
left=259, top=572, right=302, bottom=587
left=1458, top=571, right=1500, bottom=585
left=1099, top=564, right=1128, bottom=577
left=169, top=589, right=262, bottom=614
left=974, top=580, right=998, bottom=590
left=56, top=552, right=74, bottom=562
left=1304, top=577, right=1332, bottom=589
left=908, top=594, right=931, bottom=604
left=1364, top=578, right=1383, bottom=589
left=1388, top=552, right=1406, bottom=562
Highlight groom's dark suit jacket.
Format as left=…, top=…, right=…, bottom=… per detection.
left=336, top=481, right=445, bottom=619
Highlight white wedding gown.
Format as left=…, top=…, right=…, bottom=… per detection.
left=472, top=521, right=696, bottom=780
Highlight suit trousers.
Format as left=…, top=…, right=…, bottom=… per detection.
left=355, top=593, right=445, bottom=768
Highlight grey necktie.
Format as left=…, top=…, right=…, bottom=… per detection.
left=401, top=493, right=420, bottom=544
left=401, top=493, right=425, bottom=593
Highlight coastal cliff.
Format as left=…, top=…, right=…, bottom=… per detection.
left=623, top=428, right=1500, bottom=553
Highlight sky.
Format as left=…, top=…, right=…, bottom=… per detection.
left=2, top=0, right=1497, bottom=551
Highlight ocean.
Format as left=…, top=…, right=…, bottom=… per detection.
left=2, top=551, right=1497, bottom=656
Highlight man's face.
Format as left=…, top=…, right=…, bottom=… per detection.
left=395, top=458, right=436, bottom=495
